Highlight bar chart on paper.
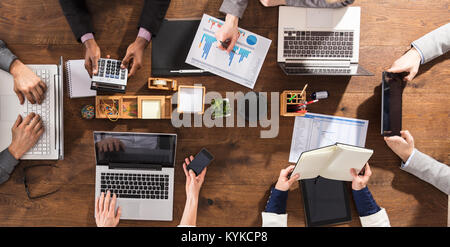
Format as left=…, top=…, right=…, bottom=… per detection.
left=186, top=14, right=271, bottom=89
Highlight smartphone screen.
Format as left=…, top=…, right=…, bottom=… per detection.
left=188, top=148, right=214, bottom=175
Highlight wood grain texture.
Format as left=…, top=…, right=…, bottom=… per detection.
left=0, top=0, right=448, bottom=226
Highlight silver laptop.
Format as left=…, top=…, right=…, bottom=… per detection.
left=278, top=6, right=372, bottom=76
left=94, top=131, right=176, bottom=221
left=0, top=57, right=64, bottom=160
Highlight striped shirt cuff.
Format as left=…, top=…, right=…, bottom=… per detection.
left=137, top=27, right=152, bottom=42
left=81, top=33, right=95, bottom=44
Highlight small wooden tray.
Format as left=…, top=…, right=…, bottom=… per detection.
left=95, top=95, right=172, bottom=119
left=148, top=77, right=177, bottom=91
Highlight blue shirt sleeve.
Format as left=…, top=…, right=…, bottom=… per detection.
left=352, top=186, right=381, bottom=217
left=401, top=148, right=416, bottom=168
left=411, top=43, right=425, bottom=64
left=264, top=187, right=288, bottom=214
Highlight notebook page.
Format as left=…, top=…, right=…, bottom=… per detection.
left=292, top=146, right=335, bottom=180
left=66, top=60, right=96, bottom=98
left=321, top=145, right=373, bottom=181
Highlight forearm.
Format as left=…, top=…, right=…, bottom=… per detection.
left=0, top=148, right=20, bottom=185
left=352, top=187, right=381, bottom=217
left=264, top=187, right=288, bottom=214
left=402, top=149, right=450, bottom=195
left=219, top=0, right=248, bottom=19
left=58, top=0, right=94, bottom=42
left=179, top=195, right=198, bottom=226
left=0, top=40, right=18, bottom=72
left=411, top=23, right=450, bottom=64
left=138, top=0, right=171, bottom=37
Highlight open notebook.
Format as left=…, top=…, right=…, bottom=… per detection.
left=65, top=59, right=96, bottom=98
left=292, top=143, right=373, bottom=181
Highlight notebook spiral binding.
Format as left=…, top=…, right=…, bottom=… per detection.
left=65, top=61, right=73, bottom=98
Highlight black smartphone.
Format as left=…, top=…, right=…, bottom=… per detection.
left=381, top=71, right=407, bottom=136
left=188, top=148, right=214, bottom=175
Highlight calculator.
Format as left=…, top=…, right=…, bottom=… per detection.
left=90, top=58, right=128, bottom=93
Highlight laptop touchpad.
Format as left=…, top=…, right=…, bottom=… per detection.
left=306, top=9, right=334, bottom=28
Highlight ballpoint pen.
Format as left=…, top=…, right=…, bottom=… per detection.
left=219, top=39, right=236, bottom=54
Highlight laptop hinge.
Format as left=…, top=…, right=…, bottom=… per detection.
left=108, top=162, right=162, bottom=171
left=286, top=60, right=350, bottom=67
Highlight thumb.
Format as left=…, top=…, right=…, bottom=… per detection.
left=288, top=173, right=300, bottom=185
left=404, top=72, right=415, bottom=82
left=91, top=57, right=99, bottom=75
left=121, top=53, right=131, bottom=69
left=13, top=115, right=22, bottom=129
left=189, top=169, right=197, bottom=180
left=14, top=88, right=25, bottom=105
left=115, top=206, right=122, bottom=223
left=401, top=130, right=414, bottom=144
left=227, top=36, right=238, bottom=54
left=350, top=168, right=358, bottom=180
left=386, top=61, right=405, bottom=73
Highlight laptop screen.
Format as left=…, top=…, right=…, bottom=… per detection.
left=94, top=132, right=176, bottom=167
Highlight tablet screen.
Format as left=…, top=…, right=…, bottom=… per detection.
left=300, top=177, right=351, bottom=226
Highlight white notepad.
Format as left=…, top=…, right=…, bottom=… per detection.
left=178, top=87, right=204, bottom=113
left=65, top=60, right=96, bottom=98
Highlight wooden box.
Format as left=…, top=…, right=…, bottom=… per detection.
left=280, top=90, right=307, bottom=117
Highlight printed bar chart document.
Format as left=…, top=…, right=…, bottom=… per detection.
left=186, top=14, right=271, bottom=89
left=289, top=113, right=369, bottom=163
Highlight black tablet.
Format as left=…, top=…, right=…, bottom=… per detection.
left=300, top=177, right=351, bottom=227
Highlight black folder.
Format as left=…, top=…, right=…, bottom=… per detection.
left=151, top=19, right=212, bottom=77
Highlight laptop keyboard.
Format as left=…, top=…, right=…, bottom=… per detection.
left=24, top=69, right=51, bottom=155
left=100, top=173, right=169, bottom=200
left=285, top=67, right=351, bottom=74
left=283, top=31, right=354, bottom=58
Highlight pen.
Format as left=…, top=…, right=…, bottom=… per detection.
left=170, top=69, right=206, bottom=73
left=288, top=94, right=296, bottom=102
left=219, top=39, right=236, bottom=54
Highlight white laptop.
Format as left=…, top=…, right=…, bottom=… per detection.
left=0, top=57, right=64, bottom=160
left=94, top=131, right=176, bottom=221
left=278, top=6, right=372, bottom=76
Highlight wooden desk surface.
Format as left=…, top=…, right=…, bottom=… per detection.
left=0, top=0, right=448, bottom=226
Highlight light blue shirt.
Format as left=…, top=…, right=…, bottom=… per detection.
left=411, top=43, right=425, bottom=64
left=401, top=149, right=416, bottom=168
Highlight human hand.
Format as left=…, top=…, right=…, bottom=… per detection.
left=95, top=191, right=121, bottom=227
left=84, top=39, right=101, bottom=77
left=259, top=0, right=287, bottom=7
left=275, top=165, right=300, bottom=191
left=350, top=163, right=372, bottom=191
left=10, top=60, right=47, bottom=104
left=8, top=113, right=44, bottom=160
left=384, top=130, right=415, bottom=163
left=183, top=156, right=207, bottom=199
left=215, top=14, right=240, bottom=53
left=387, top=47, right=421, bottom=82
left=96, top=138, right=125, bottom=152
left=121, top=37, right=147, bottom=78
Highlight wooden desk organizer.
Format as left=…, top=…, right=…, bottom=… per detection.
left=148, top=77, right=177, bottom=91
left=280, top=90, right=307, bottom=117
left=95, top=95, right=172, bottom=119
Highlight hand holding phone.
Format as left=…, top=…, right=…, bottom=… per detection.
left=188, top=148, right=214, bottom=175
